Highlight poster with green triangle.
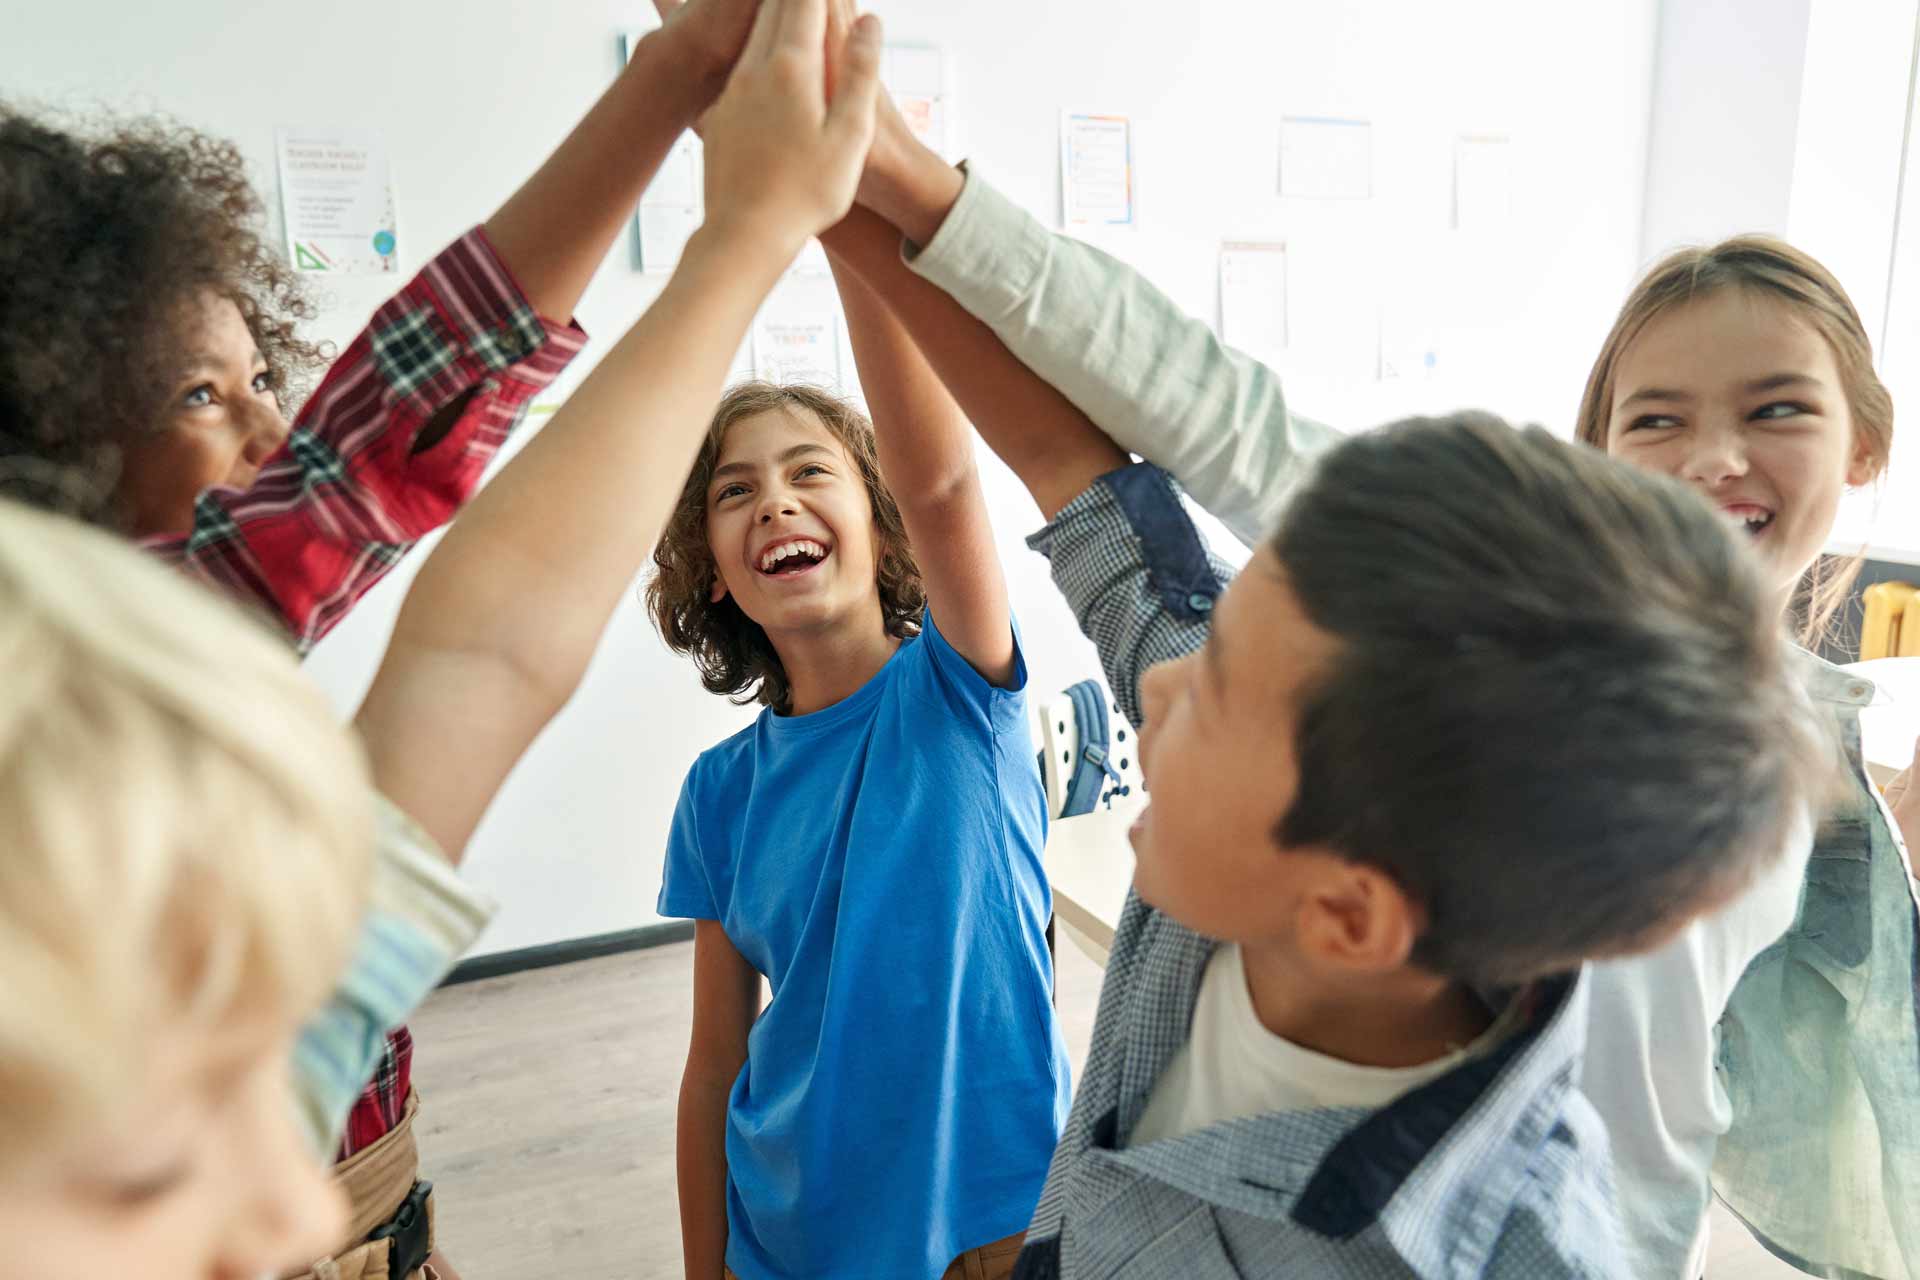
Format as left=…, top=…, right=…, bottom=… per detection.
left=276, top=128, right=399, bottom=276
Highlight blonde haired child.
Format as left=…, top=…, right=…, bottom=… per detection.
left=0, top=4, right=885, bottom=1274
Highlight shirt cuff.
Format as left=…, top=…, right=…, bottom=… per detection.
left=1027, top=463, right=1223, bottom=626
left=903, top=165, right=1052, bottom=326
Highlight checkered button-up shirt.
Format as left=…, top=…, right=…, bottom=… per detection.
left=144, top=227, right=583, bottom=1159
left=143, top=225, right=587, bottom=657
left=1014, top=465, right=1626, bottom=1279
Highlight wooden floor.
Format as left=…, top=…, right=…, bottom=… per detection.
left=409, top=939, right=1801, bottom=1279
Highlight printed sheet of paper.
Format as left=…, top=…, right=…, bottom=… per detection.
left=275, top=129, right=399, bottom=275
left=1454, top=134, right=1513, bottom=232
left=1279, top=117, right=1372, bottom=200
left=753, top=311, right=843, bottom=391
left=1061, top=112, right=1135, bottom=226
left=884, top=44, right=951, bottom=160
left=624, top=30, right=703, bottom=272
left=1219, top=242, right=1288, bottom=362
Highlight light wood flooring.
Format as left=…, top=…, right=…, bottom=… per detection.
left=409, top=939, right=1803, bottom=1279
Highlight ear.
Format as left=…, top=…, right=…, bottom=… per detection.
left=710, top=574, right=730, bottom=604
left=1292, top=858, right=1421, bottom=975
left=1845, top=435, right=1880, bottom=488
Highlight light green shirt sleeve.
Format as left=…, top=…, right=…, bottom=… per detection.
left=905, top=167, right=1342, bottom=549
left=290, top=793, right=495, bottom=1152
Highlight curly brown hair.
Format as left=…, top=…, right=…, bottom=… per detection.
left=0, top=105, right=327, bottom=524
left=646, top=382, right=925, bottom=714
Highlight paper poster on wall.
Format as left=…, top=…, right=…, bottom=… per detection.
left=753, top=311, right=843, bottom=390
left=1278, top=116, right=1372, bottom=200
left=884, top=44, right=951, bottom=159
left=1219, top=242, right=1287, bottom=361
left=624, top=31, right=703, bottom=273
left=1454, top=134, right=1513, bottom=232
left=1061, top=112, right=1135, bottom=227
left=275, top=129, right=399, bottom=275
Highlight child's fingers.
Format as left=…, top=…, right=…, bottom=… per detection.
left=739, top=0, right=785, bottom=64
left=769, top=0, right=830, bottom=62
left=824, top=14, right=883, bottom=144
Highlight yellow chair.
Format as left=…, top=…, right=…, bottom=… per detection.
left=1861, top=581, right=1918, bottom=660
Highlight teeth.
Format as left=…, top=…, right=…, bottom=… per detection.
left=758, top=539, right=827, bottom=572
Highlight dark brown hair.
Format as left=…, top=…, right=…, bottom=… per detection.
left=1574, top=235, right=1893, bottom=645
left=0, top=105, right=327, bottom=523
left=646, top=382, right=924, bottom=714
left=1272, top=413, right=1835, bottom=986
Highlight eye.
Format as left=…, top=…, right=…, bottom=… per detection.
left=1752, top=401, right=1812, bottom=422
left=1623, top=413, right=1682, bottom=433
left=714, top=482, right=749, bottom=502
left=182, top=384, right=215, bottom=409
left=251, top=370, right=275, bottom=396
left=100, top=1162, right=193, bottom=1207
left=795, top=463, right=829, bottom=480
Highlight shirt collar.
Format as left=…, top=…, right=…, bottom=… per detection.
left=1089, top=967, right=1591, bottom=1268
left=1799, top=649, right=1877, bottom=709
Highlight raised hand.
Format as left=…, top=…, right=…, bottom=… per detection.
left=700, top=0, right=882, bottom=258
left=649, top=0, right=764, bottom=102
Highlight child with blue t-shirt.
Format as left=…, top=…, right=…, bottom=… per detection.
left=645, top=217, right=1071, bottom=1275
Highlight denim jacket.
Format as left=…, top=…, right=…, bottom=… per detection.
left=1011, top=467, right=1625, bottom=1278
left=909, top=168, right=1920, bottom=1279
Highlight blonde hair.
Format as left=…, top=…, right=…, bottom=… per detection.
left=0, top=500, right=372, bottom=1169
left=1575, top=235, right=1895, bottom=644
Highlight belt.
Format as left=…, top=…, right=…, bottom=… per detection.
left=287, top=1090, right=435, bottom=1280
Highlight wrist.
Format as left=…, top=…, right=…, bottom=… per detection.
left=632, top=26, right=724, bottom=124
left=681, top=218, right=802, bottom=287
left=863, top=145, right=964, bottom=250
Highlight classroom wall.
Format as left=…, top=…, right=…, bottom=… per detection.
left=3, top=0, right=1661, bottom=955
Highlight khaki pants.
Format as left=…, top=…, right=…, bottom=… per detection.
left=285, top=1091, right=436, bottom=1280
left=725, top=1231, right=1024, bottom=1280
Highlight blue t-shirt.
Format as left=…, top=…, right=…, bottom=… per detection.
left=659, top=612, right=1070, bottom=1279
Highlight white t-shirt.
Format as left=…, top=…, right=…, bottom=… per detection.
left=1580, top=806, right=1814, bottom=1280
left=1130, top=944, right=1514, bottom=1145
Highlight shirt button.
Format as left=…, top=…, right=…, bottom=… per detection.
left=1188, top=593, right=1215, bottom=613
left=1850, top=684, right=1870, bottom=699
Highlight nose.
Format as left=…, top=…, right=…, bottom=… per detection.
left=1678, top=418, right=1749, bottom=490
left=755, top=485, right=799, bottom=524
left=218, top=1113, right=349, bottom=1277
left=239, top=400, right=291, bottom=468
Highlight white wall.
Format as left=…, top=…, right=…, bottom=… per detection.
left=4, top=0, right=1660, bottom=955
left=1638, top=0, right=1812, bottom=257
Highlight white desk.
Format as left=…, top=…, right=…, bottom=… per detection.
left=1846, top=657, right=1920, bottom=786
left=1045, top=798, right=1144, bottom=968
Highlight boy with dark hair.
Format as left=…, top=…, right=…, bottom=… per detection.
left=801, top=176, right=1832, bottom=1277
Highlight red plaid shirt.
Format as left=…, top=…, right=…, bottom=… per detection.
left=143, top=227, right=586, bottom=1158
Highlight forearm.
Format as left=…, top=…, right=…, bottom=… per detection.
left=676, top=1071, right=735, bottom=1279
left=391, top=226, right=785, bottom=704
left=484, top=27, right=712, bottom=322
left=889, top=159, right=1339, bottom=547
left=823, top=211, right=975, bottom=504
left=820, top=206, right=1126, bottom=520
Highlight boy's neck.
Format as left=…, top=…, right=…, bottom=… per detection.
left=1238, top=940, right=1495, bottom=1068
left=774, top=604, right=902, bottom=716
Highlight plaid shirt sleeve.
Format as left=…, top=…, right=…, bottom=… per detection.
left=1026, top=463, right=1238, bottom=730
left=142, top=226, right=588, bottom=655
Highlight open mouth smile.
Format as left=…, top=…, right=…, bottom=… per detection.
left=757, top=538, right=832, bottom=578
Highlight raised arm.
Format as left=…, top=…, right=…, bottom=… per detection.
left=355, top=0, right=883, bottom=860
left=855, top=97, right=1338, bottom=548
left=818, top=202, right=1127, bottom=522
left=823, top=215, right=1013, bottom=684
left=481, top=0, right=758, bottom=326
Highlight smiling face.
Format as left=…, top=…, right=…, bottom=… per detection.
left=112, top=291, right=287, bottom=538
left=0, top=1019, right=346, bottom=1280
left=704, top=405, right=885, bottom=640
left=1604, top=289, right=1873, bottom=603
